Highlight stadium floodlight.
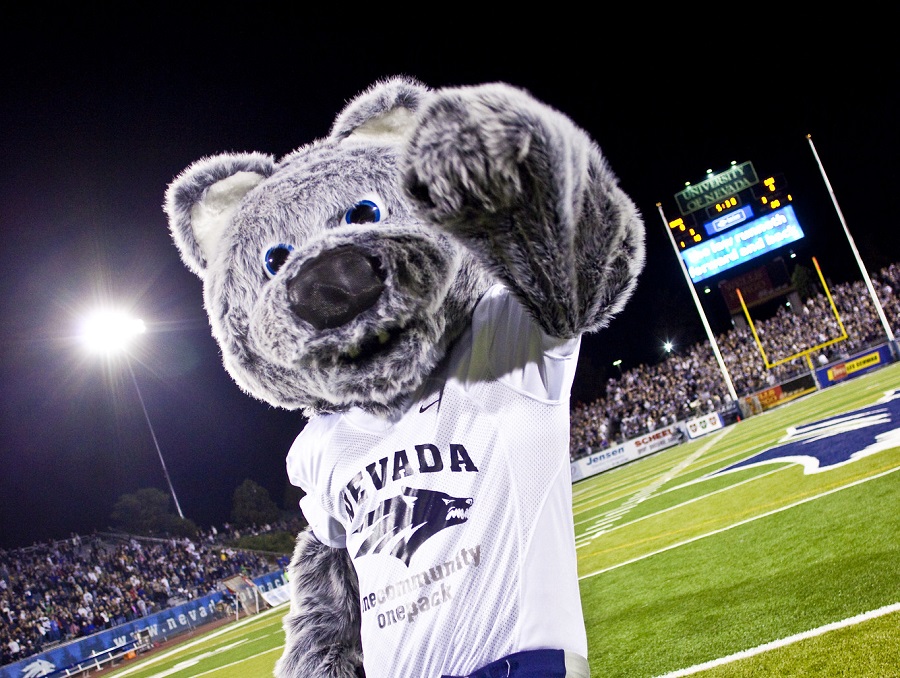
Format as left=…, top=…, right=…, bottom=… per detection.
left=80, top=310, right=186, bottom=519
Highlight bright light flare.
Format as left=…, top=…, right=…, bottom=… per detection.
left=81, top=310, right=146, bottom=354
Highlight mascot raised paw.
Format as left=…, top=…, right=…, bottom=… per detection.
left=164, top=76, right=645, bottom=678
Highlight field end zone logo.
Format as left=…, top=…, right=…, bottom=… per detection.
left=715, top=389, right=900, bottom=476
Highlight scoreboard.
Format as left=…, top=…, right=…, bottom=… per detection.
left=669, top=161, right=802, bottom=283
left=681, top=205, right=805, bottom=283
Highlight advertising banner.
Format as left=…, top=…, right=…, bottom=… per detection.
left=816, top=344, right=895, bottom=387
left=571, top=424, right=686, bottom=483
left=685, top=412, right=724, bottom=439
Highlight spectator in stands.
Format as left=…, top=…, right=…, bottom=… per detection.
left=0, top=520, right=292, bottom=667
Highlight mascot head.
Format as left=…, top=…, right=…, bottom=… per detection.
left=165, top=76, right=492, bottom=416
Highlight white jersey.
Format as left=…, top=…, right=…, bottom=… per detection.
left=286, top=284, right=587, bottom=678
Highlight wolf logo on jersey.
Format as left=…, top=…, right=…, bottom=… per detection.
left=353, top=488, right=473, bottom=566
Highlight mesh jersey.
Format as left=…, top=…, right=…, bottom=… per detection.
left=286, top=284, right=587, bottom=678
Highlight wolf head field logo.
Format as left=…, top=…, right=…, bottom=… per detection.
left=352, top=487, right=472, bottom=566
left=715, top=389, right=900, bottom=476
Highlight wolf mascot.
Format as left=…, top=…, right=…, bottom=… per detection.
left=165, top=76, right=645, bottom=678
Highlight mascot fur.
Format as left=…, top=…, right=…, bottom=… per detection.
left=165, top=76, right=645, bottom=678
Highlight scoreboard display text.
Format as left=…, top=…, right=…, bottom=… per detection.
left=669, top=163, right=801, bottom=283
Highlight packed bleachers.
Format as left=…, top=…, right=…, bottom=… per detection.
left=0, top=522, right=293, bottom=666
left=570, top=262, right=899, bottom=459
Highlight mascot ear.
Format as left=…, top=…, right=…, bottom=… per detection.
left=164, top=152, right=275, bottom=276
left=328, top=75, right=430, bottom=143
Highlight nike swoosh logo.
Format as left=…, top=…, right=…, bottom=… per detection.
left=419, top=397, right=441, bottom=413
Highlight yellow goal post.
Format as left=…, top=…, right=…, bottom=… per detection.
left=736, top=256, right=848, bottom=372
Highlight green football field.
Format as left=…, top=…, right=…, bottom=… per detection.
left=108, top=362, right=900, bottom=678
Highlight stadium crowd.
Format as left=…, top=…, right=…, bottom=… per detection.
left=1, top=265, right=897, bottom=667
left=0, top=523, right=284, bottom=666
left=570, top=263, right=899, bottom=458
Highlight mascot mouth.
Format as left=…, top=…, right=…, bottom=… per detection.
left=338, top=324, right=405, bottom=364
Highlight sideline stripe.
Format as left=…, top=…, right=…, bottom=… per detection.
left=653, top=602, right=900, bottom=677
left=579, top=463, right=900, bottom=580
left=577, top=465, right=785, bottom=538
left=173, top=645, right=281, bottom=677
left=575, top=429, right=730, bottom=543
left=141, top=639, right=248, bottom=677
left=109, top=603, right=288, bottom=676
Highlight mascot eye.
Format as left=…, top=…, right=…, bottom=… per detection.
left=344, top=199, right=382, bottom=225
left=264, top=244, right=294, bottom=278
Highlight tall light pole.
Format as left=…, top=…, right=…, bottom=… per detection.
left=81, top=310, right=185, bottom=519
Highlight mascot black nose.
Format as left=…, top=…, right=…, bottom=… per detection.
left=287, top=245, right=386, bottom=330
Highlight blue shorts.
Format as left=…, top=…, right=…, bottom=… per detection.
left=441, top=649, right=567, bottom=678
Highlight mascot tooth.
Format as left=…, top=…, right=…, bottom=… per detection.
left=165, top=76, right=645, bottom=678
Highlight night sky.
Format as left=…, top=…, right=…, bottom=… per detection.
left=2, top=15, right=897, bottom=548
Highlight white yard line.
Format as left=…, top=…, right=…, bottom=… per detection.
left=575, top=465, right=785, bottom=538
left=109, top=604, right=288, bottom=676
left=579, top=463, right=900, bottom=580
left=139, top=640, right=249, bottom=677
left=178, top=645, right=282, bottom=677
left=575, top=429, right=731, bottom=546
left=653, top=602, right=900, bottom=677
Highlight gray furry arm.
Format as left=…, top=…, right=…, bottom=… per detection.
left=401, top=83, right=646, bottom=338
left=274, top=528, right=364, bottom=678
